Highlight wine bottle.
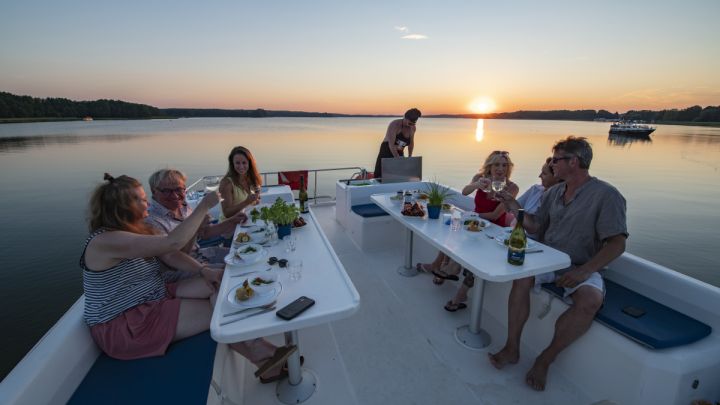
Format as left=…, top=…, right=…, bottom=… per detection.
left=298, top=175, right=309, bottom=213
left=507, top=209, right=527, bottom=266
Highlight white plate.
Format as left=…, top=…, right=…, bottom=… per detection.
left=235, top=271, right=278, bottom=292
left=494, top=235, right=537, bottom=249
left=464, top=219, right=488, bottom=232
left=224, top=245, right=267, bottom=266
left=227, top=281, right=282, bottom=308
left=232, top=230, right=270, bottom=247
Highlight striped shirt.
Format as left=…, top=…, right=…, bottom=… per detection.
left=81, top=229, right=168, bottom=326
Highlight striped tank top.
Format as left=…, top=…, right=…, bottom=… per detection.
left=81, top=229, right=168, bottom=326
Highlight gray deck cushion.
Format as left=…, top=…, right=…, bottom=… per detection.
left=351, top=203, right=389, bottom=218
left=68, top=331, right=217, bottom=404
left=541, top=280, right=711, bottom=349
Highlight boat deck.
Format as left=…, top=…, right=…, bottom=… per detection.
left=214, top=203, right=593, bottom=405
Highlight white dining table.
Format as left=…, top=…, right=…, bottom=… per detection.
left=210, top=209, right=360, bottom=404
left=370, top=193, right=570, bottom=349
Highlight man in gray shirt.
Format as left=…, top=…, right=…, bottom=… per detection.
left=492, top=136, right=628, bottom=391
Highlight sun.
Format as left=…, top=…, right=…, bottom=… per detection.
left=468, top=97, right=497, bottom=114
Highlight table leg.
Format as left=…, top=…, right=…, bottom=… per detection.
left=276, top=330, right=317, bottom=404
left=397, top=228, right=418, bottom=277
left=455, top=279, right=491, bottom=350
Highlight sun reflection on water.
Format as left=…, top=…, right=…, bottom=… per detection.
left=475, top=119, right=484, bottom=142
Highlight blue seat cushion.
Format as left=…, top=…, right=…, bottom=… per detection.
left=541, top=280, right=711, bottom=349
left=69, top=331, right=217, bottom=404
left=351, top=203, right=389, bottom=218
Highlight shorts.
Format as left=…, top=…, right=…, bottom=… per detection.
left=534, top=269, right=605, bottom=304
left=89, top=283, right=181, bottom=360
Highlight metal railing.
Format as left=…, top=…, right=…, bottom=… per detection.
left=187, top=166, right=369, bottom=204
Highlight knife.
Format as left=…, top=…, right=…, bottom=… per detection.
left=223, top=301, right=276, bottom=317
left=526, top=249, right=544, bottom=254
left=220, top=306, right=276, bottom=326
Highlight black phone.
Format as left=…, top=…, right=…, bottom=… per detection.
left=276, top=296, right=316, bottom=320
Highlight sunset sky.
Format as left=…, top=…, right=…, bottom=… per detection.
left=1, top=0, right=718, bottom=115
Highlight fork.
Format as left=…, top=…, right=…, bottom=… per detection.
left=220, top=306, right=276, bottom=326
left=223, top=301, right=276, bottom=317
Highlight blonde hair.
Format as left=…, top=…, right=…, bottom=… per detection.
left=481, top=151, right=514, bottom=179
left=88, top=173, right=155, bottom=235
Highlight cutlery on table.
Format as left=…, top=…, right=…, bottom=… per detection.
left=223, top=301, right=276, bottom=317
left=220, top=306, right=276, bottom=326
left=230, top=267, right=272, bottom=278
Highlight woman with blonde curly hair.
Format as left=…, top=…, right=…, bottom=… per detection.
left=81, top=173, right=295, bottom=383
left=417, top=151, right=519, bottom=310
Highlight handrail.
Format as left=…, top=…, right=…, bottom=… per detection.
left=187, top=166, right=368, bottom=204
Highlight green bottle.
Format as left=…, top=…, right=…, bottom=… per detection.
left=299, top=175, right=309, bottom=213
left=507, top=209, right=526, bottom=266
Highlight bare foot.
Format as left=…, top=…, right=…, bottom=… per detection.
left=525, top=358, right=550, bottom=391
left=487, top=347, right=518, bottom=369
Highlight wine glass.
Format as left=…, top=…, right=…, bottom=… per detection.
left=491, top=179, right=506, bottom=200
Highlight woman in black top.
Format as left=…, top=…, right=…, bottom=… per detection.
left=373, top=108, right=422, bottom=180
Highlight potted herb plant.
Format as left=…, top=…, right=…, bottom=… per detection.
left=260, top=197, right=300, bottom=239
left=425, top=182, right=452, bottom=219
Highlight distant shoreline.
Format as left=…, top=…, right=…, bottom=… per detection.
left=2, top=116, right=719, bottom=128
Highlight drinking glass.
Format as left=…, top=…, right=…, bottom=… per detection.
left=288, top=259, right=303, bottom=281
left=285, top=235, right=297, bottom=253
left=451, top=209, right=462, bottom=231
left=204, top=176, right=220, bottom=192
left=491, top=179, right=506, bottom=193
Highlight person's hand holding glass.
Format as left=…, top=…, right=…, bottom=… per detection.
left=491, top=178, right=506, bottom=200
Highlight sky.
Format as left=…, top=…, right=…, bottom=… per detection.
left=1, top=0, right=719, bottom=115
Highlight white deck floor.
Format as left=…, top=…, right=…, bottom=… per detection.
left=214, top=204, right=596, bottom=405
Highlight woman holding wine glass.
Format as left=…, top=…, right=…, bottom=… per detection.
left=417, top=151, right=519, bottom=310
left=219, top=146, right=263, bottom=221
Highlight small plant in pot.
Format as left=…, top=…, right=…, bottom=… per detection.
left=425, top=182, right=452, bottom=219
left=260, top=198, right=300, bottom=239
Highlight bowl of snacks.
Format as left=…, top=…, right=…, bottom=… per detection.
left=225, top=243, right=264, bottom=265
left=464, top=219, right=487, bottom=232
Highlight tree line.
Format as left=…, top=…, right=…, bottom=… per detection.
left=0, top=91, right=160, bottom=119
left=1, top=91, right=718, bottom=123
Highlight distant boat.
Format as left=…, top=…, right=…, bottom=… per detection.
left=609, top=121, right=655, bottom=136
left=82, top=116, right=93, bottom=121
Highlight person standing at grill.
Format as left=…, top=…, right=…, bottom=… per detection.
left=373, top=108, right=422, bottom=180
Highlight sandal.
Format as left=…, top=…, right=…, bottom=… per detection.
left=444, top=301, right=467, bottom=312
left=254, top=345, right=297, bottom=378
left=433, top=276, right=444, bottom=285
left=416, top=263, right=433, bottom=273
left=259, top=356, right=305, bottom=384
left=431, top=269, right=459, bottom=281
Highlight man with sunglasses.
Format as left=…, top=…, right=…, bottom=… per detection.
left=373, top=107, right=422, bottom=180
left=146, top=169, right=248, bottom=278
left=492, top=136, right=628, bottom=392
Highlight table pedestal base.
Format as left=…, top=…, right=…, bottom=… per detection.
left=455, top=325, right=491, bottom=350
left=276, top=369, right=318, bottom=404
left=397, top=265, right=419, bottom=277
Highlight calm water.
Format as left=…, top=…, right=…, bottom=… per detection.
left=1, top=117, right=719, bottom=379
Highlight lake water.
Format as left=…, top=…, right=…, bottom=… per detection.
left=1, top=117, right=719, bottom=379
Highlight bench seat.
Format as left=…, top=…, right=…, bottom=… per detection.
left=351, top=203, right=390, bottom=218
left=68, top=331, right=217, bottom=404
left=542, top=280, right=712, bottom=349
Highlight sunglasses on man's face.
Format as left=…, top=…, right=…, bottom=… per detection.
left=158, top=187, right=186, bottom=196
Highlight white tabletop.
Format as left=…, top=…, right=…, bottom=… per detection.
left=370, top=193, right=570, bottom=282
left=210, top=209, right=360, bottom=344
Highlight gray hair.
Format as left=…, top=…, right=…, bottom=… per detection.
left=148, top=168, right=187, bottom=192
left=553, top=136, right=593, bottom=169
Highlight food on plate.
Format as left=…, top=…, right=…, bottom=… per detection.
left=417, top=193, right=429, bottom=200
left=235, top=232, right=251, bottom=243
left=251, top=277, right=274, bottom=286
left=293, top=217, right=307, bottom=228
left=441, top=203, right=452, bottom=211
left=401, top=202, right=425, bottom=217
left=236, top=280, right=255, bottom=301
left=234, top=246, right=257, bottom=259
left=466, top=220, right=485, bottom=232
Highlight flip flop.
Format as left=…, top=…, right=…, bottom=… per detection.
left=254, top=345, right=297, bottom=378
left=259, top=356, right=305, bottom=384
left=432, top=269, right=459, bottom=281
left=433, top=276, right=444, bottom=285
left=444, top=301, right=467, bottom=312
